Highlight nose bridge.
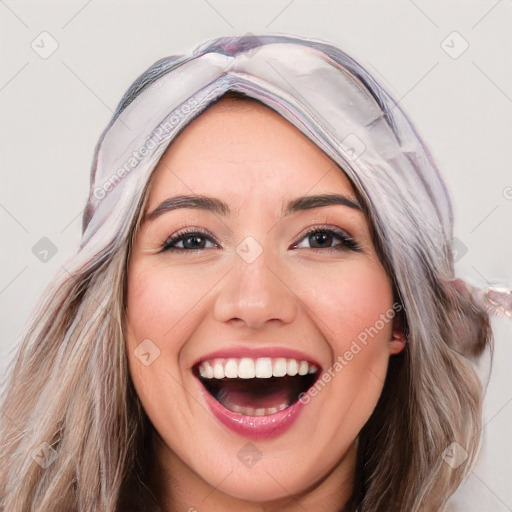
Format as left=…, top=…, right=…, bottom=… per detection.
left=213, top=239, right=298, bottom=329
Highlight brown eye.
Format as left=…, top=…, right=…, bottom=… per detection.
left=293, top=227, right=362, bottom=252
left=309, top=232, right=334, bottom=248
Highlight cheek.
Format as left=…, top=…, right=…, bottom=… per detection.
left=124, top=262, right=214, bottom=434
left=125, top=261, right=216, bottom=346
left=124, top=259, right=224, bottom=417
left=297, top=258, right=394, bottom=346
left=124, top=263, right=196, bottom=402
left=297, top=259, right=394, bottom=429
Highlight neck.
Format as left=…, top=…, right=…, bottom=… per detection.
left=148, top=432, right=358, bottom=512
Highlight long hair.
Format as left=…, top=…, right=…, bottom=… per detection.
left=0, top=34, right=492, bottom=512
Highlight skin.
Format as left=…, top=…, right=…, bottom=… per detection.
left=125, top=97, right=405, bottom=512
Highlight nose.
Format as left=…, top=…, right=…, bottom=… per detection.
left=213, top=248, right=299, bottom=330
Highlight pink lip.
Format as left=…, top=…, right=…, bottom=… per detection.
left=192, top=346, right=321, bottom=368
left=192, top=346, right=321, bottom=439
left=198, top=380, right=306, bottom=440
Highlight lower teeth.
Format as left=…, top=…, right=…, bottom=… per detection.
left=197, top=373, right=318, bottom=417
left=228, top=402, right=289, bottom=416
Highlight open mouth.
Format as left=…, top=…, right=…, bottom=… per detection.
left=194, top=357, right=320, bottom=417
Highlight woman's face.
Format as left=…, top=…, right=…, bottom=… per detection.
left=125, top=97, right=404, bottom=508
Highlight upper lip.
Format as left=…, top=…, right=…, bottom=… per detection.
left=192, top=346, right=322, bottom=369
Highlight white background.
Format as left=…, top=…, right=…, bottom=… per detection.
left=1, top=1, right=511, bottom=510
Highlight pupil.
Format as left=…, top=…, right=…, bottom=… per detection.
left=184, top=236, right=205, bottom=249
left=311, top=233, right=331, bottom=248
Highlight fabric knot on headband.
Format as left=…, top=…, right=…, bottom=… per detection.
left=80, top=34, right=512, bottom=316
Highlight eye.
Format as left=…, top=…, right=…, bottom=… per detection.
left=159, top=226, right=361, bottom=253
left=292, top=226, right=362, bottom=252
left=160, top=228, right=219, bottom=252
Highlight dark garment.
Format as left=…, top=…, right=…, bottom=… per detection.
left=116, top=475, right=162, bottom=512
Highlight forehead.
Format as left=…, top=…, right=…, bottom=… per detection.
left=146, top=97, right=358, bottom=208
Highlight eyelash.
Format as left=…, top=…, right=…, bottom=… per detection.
left=160, top=225, right=362, bottom=253
left=292, top=226, right=362, bottom=252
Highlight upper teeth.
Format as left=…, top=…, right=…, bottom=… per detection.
left=198, top=358, right=318, bottom=379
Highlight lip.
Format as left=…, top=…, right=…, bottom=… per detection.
left=192, top=346, right=322, bottom=368
left=192, top=345, right=321, bottom=439
left=197, top=378, right=307, bottom=440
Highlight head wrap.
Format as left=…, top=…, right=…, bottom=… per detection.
left=80, top=34, right=511, bottom=317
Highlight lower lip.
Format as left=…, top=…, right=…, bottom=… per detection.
left=198, top=380, right=306, bottom=440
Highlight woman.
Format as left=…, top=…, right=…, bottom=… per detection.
left=0, top=34, right=496, bottom=511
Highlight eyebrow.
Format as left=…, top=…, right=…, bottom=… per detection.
left=283, top=193, right=361, bottom=215
left=146, top=193, right=362, bottom=221
left=147, top=195, right=229, bottom=220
